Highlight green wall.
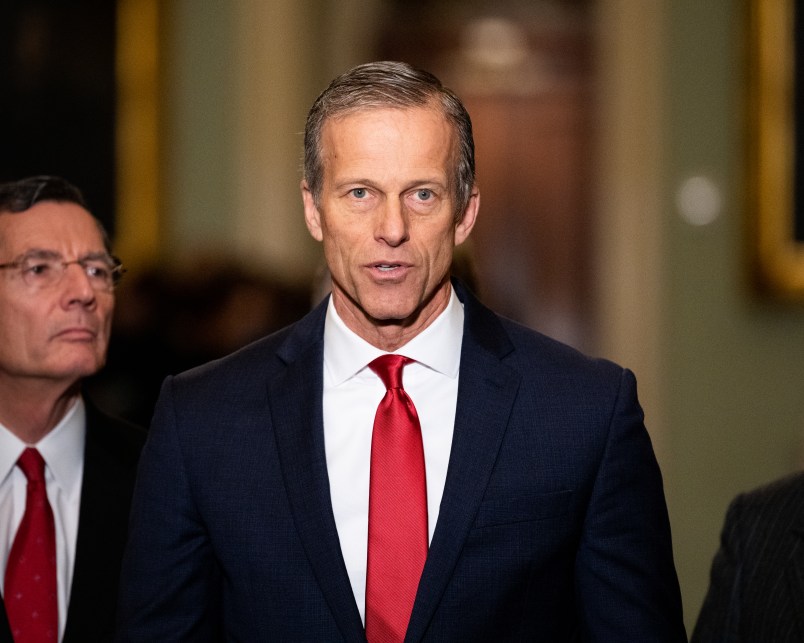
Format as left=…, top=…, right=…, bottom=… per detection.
left=663, top=0, right=804, bottom=628
left=162, top=1, right=237, bottom=255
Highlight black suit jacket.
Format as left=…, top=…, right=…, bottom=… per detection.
left=117, top=281, right=686, bottom=641
left=1, top=400, right=145, bottom=643
left=692, top=472, right=804, bottom=643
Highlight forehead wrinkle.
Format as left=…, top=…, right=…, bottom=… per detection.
left=323, top=107, right=452, bottom=159
left=20, top=248, right=63, bottom=259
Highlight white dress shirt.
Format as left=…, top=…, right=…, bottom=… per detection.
left=0, top=397, right=86, bottom=643
left=323, top=286, right=464, bottom=623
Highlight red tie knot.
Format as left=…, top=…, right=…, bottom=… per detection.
left=369, top=354, right=413, bottom=390
left=17, top=448, right=47, bottom=485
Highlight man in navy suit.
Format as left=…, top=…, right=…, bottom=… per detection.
left=117, top=61, right=686, bottom=641
left=0, top=176, right=145, bottom=643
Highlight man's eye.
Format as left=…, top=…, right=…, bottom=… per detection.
left=85, top=264, right=111, bottom=280
left=351, top=188, right=368, bottom=199
left=24, top=261, right=54, bottom=276
left=416, top=189, right=433, bottom=200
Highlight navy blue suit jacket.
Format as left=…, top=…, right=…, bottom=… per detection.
left=1, top=401, right=145, bottom=643
left=117, top=282, right=686, bottom=641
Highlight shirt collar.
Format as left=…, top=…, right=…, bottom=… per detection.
left=324, top=285, right=464, bottom=385
left=0, top=397, right=85, bottom=492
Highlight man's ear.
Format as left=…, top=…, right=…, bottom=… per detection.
left=454, top=187, right=479, bottom=246
left=301, top=180, right=323, bottom=242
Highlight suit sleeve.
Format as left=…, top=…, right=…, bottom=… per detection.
left=115, top=376, right=222, bottom=642
left=574, top=368, right=687, bottom=642
left=690, top=497, right=744, bottom=643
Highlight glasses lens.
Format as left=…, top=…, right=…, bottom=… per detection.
left=20, top=256, right=61, bottom=288
left=83, top=260, right=115, bottom=290
left=17, top=255, right=122, bottom=291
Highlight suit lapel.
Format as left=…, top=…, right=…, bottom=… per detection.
left=268, top=300, right=367, bottom=642
left=63, top=405, right=141, bottom=643
left=269, top=287, right=521, bottom=642
left=406, top=284, right=520, bottom=642
left=0, top=601, right=11, bottom=643
left=786, top=526, right=804, bottom=638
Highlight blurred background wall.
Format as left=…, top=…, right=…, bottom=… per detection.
left=3, top=0, right=804, bottom=631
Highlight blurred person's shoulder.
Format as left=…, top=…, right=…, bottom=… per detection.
left=732, top=471, right=804, bottom=516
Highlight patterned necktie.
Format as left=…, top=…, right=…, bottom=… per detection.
left=365, top=354, right=428, bottom=643
left=4, top=448, right=58, bottom=643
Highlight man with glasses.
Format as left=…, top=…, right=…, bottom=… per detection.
left=0, top=176, right=145, bottom=643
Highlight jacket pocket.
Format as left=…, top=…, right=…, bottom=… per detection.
left=473, top=489, right=573, bottom=528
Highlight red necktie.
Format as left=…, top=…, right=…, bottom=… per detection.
left=365, top=355, right=428, bottom=643
left=4, top=448, right=58, bottom=643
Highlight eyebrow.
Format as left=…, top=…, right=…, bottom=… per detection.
left=335, top=177, right=448, bottom=191
left=17, top=249, right=62, bottom=261
left=18, top=248, right=114, bottom=263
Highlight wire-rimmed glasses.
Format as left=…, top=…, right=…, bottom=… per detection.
left=0, top=250, right=125, bottom=292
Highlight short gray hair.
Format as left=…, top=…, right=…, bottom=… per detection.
left=303, top=61, right=475, bottom=220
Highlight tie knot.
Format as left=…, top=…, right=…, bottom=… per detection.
left=369, top=354, right=413, bottom=390
left=17, top=448, right=47, bottom=484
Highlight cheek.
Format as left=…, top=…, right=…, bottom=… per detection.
left=322, top=234, right=358, bottom=268
left=0, top=305, right=34, bottom=344
left=0, top=319, right=18, bottom=362
left=423, top=230, right=458, bottom=265
left=99, top=303, right=115, bottom=340
left=0, top=318, right=42, bottom=366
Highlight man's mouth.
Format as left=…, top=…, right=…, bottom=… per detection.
left=54, top=327, right=98, bottom=340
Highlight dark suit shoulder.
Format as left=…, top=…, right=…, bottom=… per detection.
left=84, top=397, right=146, bottom=466
left=171, top=299, right=325, bottom=388
left=733, top=471, right=804, bottom=510
left=456, top=278, right=622, bottom=373
left=501, top=315, right=621, bottom=372
left=463, top=297, right=627, bottom=399
left=726, top=471, right=804, bottom=539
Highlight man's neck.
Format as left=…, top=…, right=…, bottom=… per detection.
left=0, top=378, right=81, bottom=444
left=332, top=282, right=453, bottom=352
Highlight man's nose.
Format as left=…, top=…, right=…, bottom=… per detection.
left=375, top=199, right=410, bottom=246
left=61, top=263, right=97, bottom=306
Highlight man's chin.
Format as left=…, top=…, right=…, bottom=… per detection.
left=358, top=285, right=450, bottom=330
left=360, top=294, right=424, bottom=324
left=46, top=357, right=105, bottom=381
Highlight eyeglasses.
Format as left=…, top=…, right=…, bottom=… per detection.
left=0, top=251, right=125, bottom=292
